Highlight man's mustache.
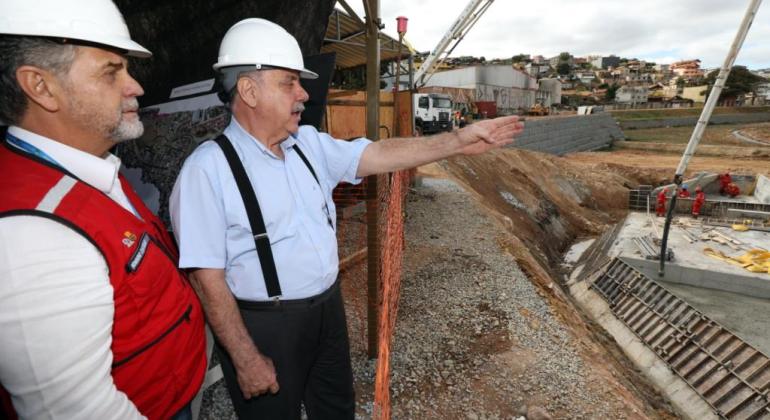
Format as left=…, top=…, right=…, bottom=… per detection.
left=123, top=98, right=139, bottom=112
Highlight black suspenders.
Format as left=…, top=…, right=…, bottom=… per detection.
left=213, top=134, right=324, bottom=300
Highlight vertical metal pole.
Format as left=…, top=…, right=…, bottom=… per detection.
left=659, top=0, right=762, bottom=277
left=393, top=33, right=404, bottom=137
left=365, top=0, right=381, bottom=360
left=408, top=54, right=414, bottom=93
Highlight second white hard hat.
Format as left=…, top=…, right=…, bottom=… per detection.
left=0, top=0, right=151, bottom=58
left=213, top=18, right=318, bottom=79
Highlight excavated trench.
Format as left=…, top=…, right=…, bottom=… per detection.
left=439, top=147, right=770, bottom=419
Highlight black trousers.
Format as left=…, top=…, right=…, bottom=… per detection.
left=216, top=283, right=355, bottom=420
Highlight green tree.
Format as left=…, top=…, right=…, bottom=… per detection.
left=704, top=65, right=767, bottom=98
left=605, top=84, right=619, bottom=101
left=557, top=62, right=571, bottom=75
left=559, top=52, right=571, bottom=61
left=512, top=54, right=529, bottom=63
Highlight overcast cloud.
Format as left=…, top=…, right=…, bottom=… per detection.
left=344, top=0, right=770, bottom=69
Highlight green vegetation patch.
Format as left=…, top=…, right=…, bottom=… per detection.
left=610, top=106, right=770, bottom=121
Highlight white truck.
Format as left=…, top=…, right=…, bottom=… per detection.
left=413, top=93, right=453, bottom=135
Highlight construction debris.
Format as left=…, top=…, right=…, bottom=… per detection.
left=703, top=247, right=770, bottom=273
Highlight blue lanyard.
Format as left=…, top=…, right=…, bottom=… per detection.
left=6, top=133, right=62, bottom=168
left=6, top=133, right=142, bottom=219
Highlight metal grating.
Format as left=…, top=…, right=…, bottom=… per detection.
left=592, top=259, right=770, bottom=419
left=629, top=185, right=653, bottom=211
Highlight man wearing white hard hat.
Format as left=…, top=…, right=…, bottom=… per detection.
left=171, top=18, right=523, bottom=419
left=0, top=1, right=207, bottom=419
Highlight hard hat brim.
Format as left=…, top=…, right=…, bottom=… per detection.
left=95, top=34, right=152, bottom=58
left=214, top=62, right=318, bottom=79
left=0, top=30, right=152, bottom=58
left=299, top=68, right=319, bottom=80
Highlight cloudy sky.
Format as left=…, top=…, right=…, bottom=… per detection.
left=344, top=0, right=770, bottom=69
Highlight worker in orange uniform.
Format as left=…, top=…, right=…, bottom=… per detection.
left=725, top=182, right=741, bottom=197
left=692, top=186, right=706, bottom=218
left=678, top=184, right=691, bottom=198
left=656, top=187, right=668, bottom=217
left=719, top=172, right=732, bottom=195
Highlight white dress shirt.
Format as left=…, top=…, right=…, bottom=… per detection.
left=171, top=119, right=371, bottom=300
left=0, top=126, right=145, bottom=419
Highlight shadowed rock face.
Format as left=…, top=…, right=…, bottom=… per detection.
left=116, top=0, right=336, bottom=105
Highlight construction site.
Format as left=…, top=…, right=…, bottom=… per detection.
left=4, top=0, right=770, bottom=419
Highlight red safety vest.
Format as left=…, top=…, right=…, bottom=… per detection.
left=0, top=143, right=206, bottom=419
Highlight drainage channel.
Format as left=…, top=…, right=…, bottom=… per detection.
left=591, top=258, right=770, bottom=419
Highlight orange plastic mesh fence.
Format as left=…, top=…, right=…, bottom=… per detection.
left=372, top=169, right=413, bottom=420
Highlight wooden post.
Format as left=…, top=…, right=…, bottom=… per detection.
left=364, top=0, right=381, bottom=360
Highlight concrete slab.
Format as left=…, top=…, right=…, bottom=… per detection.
left=662, top=282, right=770, bottom=357
left=609, top=212, right=770, bottom=298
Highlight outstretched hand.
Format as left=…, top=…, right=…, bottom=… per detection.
left=454, top=115, right=524, bottom=155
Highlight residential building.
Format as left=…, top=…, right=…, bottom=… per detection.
left=595, top=70, right=615, bottom=84
left=755, top=83, right=770, bottom=104
left=611, top=66, right=630, bottom=78
left=525, top=62, right=551, bottom=78
left=615, top=86, right=649, bottom=104
left=591, top=55, right=620, bottom=69
left=648, top=82, right=678, bottom=100
left=681, top=85, right=708, bottom=103
left=573, top=57, right=588, bottom=66
left=574, top=72, right=596, bottom=85
left=549, top=54, right=573, bottom=68
left=671, top=59, right=704, bottom=79
left=753, top=69, right=770, bottom=79
left=536, top=78, right=562, bottom=107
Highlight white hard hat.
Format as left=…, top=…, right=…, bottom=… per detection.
left=0, top=0, right=151, bottom=58
left=213, top=18, right=318, bottom=79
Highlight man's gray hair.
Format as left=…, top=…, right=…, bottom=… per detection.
left=216, top=66, right=263, bottom=108
left=0, top=36, right=77, bottom=125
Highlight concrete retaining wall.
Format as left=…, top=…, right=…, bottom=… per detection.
left=620, top=257, right=770, bottom=299
left=567, top=276, right=715, bottom=420
left=620, top=112, right=770, bottom=130
left=755, top=175, right=770, bottom=204
left=511, top=113, right=624, bottom=155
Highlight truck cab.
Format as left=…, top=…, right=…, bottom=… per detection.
left=413, top=93, right=453, bottom=134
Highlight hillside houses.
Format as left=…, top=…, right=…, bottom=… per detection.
left=411, top=50, right=766, bottom=113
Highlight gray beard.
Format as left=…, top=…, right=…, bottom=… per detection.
left=109, top=118, right=144, bottom=143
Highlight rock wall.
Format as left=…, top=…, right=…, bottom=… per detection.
left=510, top=113, right=624, bottom=156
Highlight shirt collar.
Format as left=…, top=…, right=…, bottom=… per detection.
left=226, top=117, right=298, bottom=159
left=8, top=126, right=121, bottom=194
